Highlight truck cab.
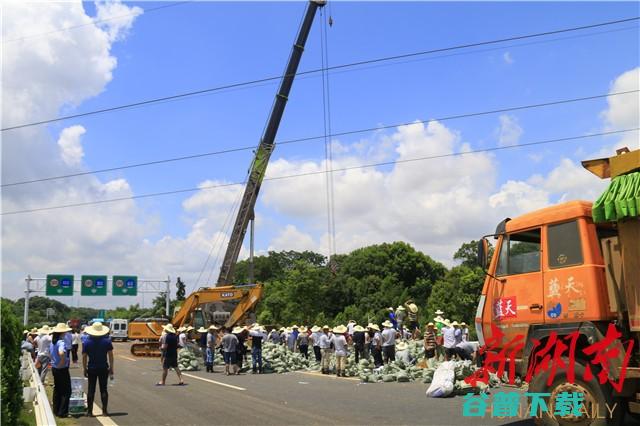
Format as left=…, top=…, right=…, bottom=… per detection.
left=476, top=200, right=639, bottom=424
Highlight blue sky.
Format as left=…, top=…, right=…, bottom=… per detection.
left=70, top=1, right=638, bottom=241
left=2, top=1, right=639, bottom=307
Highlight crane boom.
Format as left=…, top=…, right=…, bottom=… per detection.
left=217, top=0, right=326, bottom=286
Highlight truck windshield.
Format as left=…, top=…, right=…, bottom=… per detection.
left=496, top=228, right=541, bottom=276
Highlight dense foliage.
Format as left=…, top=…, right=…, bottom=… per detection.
left=1, top=300, right=23, bottom=426
left=235, top=241, right=484, bottom=330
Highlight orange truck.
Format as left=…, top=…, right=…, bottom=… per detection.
left=476, top=148, right=639, bottom=425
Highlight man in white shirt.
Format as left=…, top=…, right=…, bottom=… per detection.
left=318, top=326, right=332, bottom=374
left=381, top=320, right=397, bottom=365
left=36, top=325, right=52, bottom=383
left=178, top=327, right=188, bottom=349
left=310, top=326, right=322, bottom=362
left=442, top=320, right=458, bottom=361
left=330, top=325, right=348, bottom=377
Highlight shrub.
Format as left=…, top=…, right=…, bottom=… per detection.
left=1, top=300, right=23, bottom=426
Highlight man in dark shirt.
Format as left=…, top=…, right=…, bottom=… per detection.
left=82, top=322, right=114, bottom=417
left=249, top=325, right=265, bottom=374
left=352, top=325, right=366, bottom=363
left=158, top=324, right=184, bottom=386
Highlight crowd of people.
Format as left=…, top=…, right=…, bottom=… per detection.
left=157, top=301, right=479, bottom=382
left=21, top=321, right=114, bottom=418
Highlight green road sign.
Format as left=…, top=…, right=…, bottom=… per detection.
left=80, top=275, right=107, bottom=296
left=46, top=274, right=74, bottom=296
left=112, top=275, right=137, bottom=296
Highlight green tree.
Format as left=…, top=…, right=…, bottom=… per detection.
left=1, top=300, right=23, bottom=426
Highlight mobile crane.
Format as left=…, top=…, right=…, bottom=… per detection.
left=130, top=0, right=326, bottom=356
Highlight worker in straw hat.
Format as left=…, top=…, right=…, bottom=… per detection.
left=369, top=324, right=383, bottom=368
left=381, top=320, right=397, bottom=365
left=206, top=325, right=219, bottom=373
left=297, top=326, right=310, bottom=359
left=50, top=322, right=73, bottom=417
left=460, top=322, right=470, bottom=342
left=331, top=325, right=349, bottom=377
left=395, top=340, right=414, bottom=365
left=318, top=325, right=333, bottom=374
left=387, top=307, right=397, bottom=330
left=197, top=327, right=208, bottom=364
left=177, top=326, right=188, bottom=349
left=423, top=322, right=438, bottom=361
left=310, top=326, right=322, bottom=362
left=249, top=324, right=267, bottom=374
left=82, top=322, right=114, bottom=417
left=352, top=325, right=366, bottom=363
left=35, top=325, right=53, bottom=383
left=404, top=299, right=420, bottom=339
left=157, top=324, right=185, bottom=386
left=222, top=327, right=240, bottom=376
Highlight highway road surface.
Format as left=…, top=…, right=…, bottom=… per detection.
left=72, top=342, right=535, bottom=426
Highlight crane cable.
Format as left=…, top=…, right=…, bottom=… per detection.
left=320, top=7, right=338, bottom=267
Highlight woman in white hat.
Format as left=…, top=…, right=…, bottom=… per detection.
left=369, top=324, right=383, bottom=368
left=50, top=323, right=73, bottom=417
left=82, top=322, right=114, bottom=417
left=330, top=325, right=348, bottom=377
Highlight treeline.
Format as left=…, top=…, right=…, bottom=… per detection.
left=6, top=241, right=486, bottom=334
left=234, top=241, right=485, bottom=332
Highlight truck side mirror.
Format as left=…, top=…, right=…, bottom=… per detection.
left=477, top=238, right=488, bottom=269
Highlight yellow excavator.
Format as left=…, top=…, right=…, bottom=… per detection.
left=128, top=0, right=326, bottom=357
left=129, top=284, right=263, bottom=356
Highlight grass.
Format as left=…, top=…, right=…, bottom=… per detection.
left=43, top=379, right=80, bottom=426
left=18, top=403, right=37, bottom=426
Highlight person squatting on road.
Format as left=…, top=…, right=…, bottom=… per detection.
left=222, top=327, right=240, bottom=376
left=206, top=325, right=219, bottom=373
left=158, top=324, right=184, bottom=386
left=50, top=323, right=72, bottom=418
left=82, top=322, right=114, bottom=417
left=331, top=325, right=348, bottom=377
left=318, top=325, right=333, bottom=374
left=381, top=320, right=397, bottom=365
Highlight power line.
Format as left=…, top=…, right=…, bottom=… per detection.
left=3, top=2, right=190, bottom=44
left=3, top=128, right=636, bottom=216
left=3, top=89, right=637, bottom=188
left=3, top=16, right=637, bottom=132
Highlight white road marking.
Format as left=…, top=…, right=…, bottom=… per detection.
left=181, top=373, right=246, bottom=391
left=92, top=405, right=118, bottom=426
left=118, top=355, right=137, bottom=362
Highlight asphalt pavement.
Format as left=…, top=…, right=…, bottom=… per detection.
left=72, top=342, right=535, bottom=426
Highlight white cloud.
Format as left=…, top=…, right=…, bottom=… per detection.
left=600, top=67, right=640, bottom=151
left=57, top=125, right=86, bottom=166
left=269, top=225, right=316, bottom=252
left=503, top=51, right=514, bottom=65
left=95, top=0, right=143, bottom=42
left=489, top=180, right=549, bottom=213
left=496, top=114, right=523, bottom=147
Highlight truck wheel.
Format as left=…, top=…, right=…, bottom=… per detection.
left=528, top=358, right=623, bottom=426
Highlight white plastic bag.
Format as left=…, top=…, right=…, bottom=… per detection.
left=425, top=361, right=456, bottom=398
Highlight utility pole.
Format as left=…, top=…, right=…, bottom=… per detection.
left=24, top=275, right=32, bottom=326
left=165, top=276, right=171, bottom=318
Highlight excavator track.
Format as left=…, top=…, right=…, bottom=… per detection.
left=130, top=341, right=162, bottom=357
